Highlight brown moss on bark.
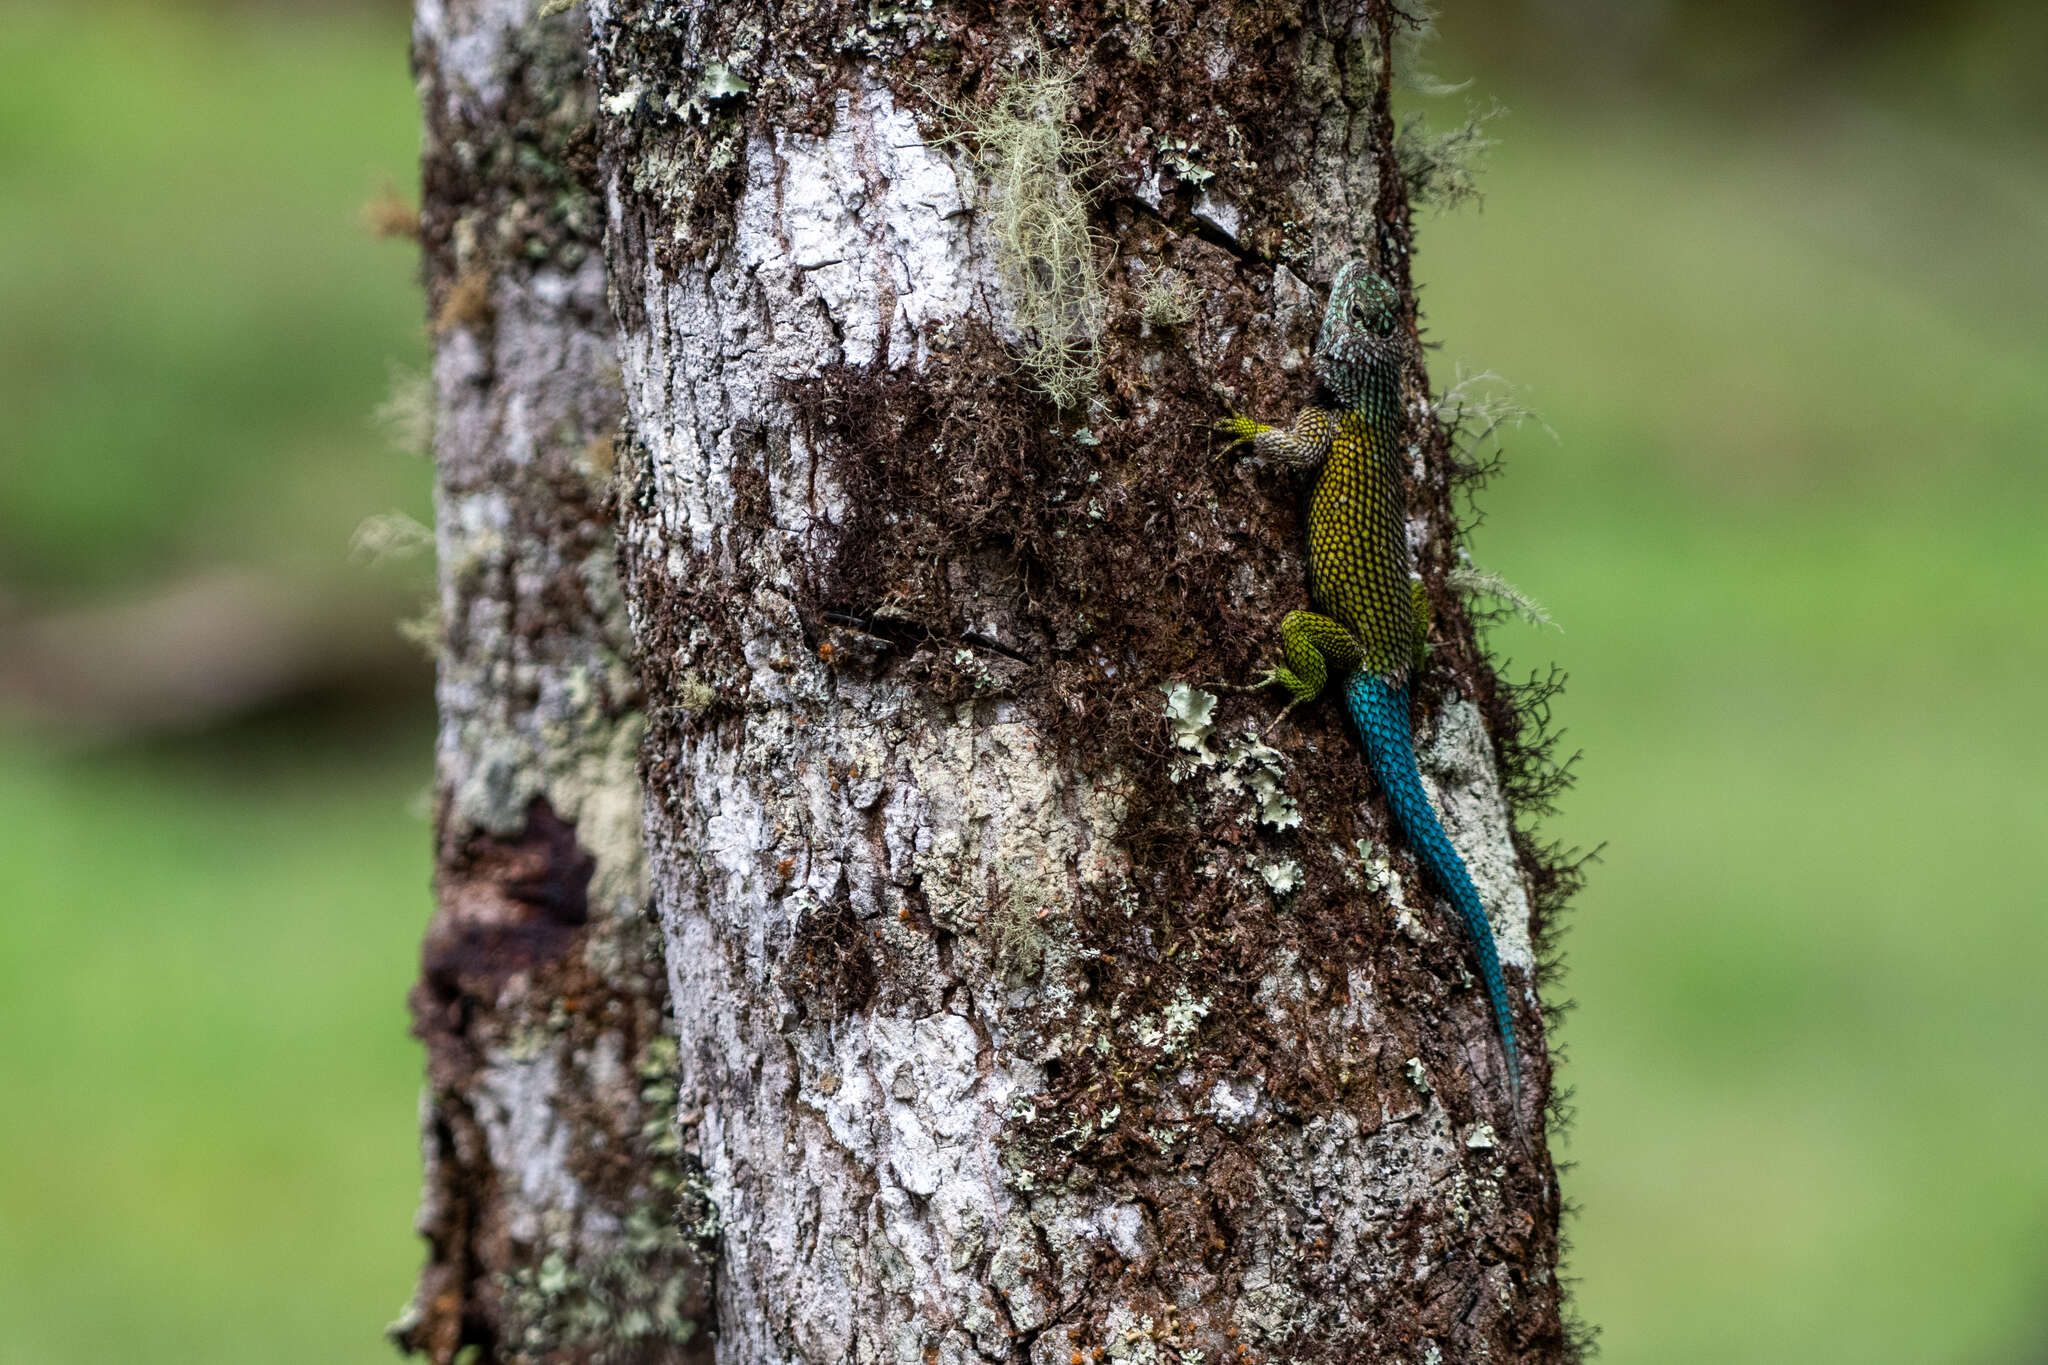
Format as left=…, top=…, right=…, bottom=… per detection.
left=770, top=276, right=1581, bottom=1362
left=593, top=0, right=1375, bottom=279
left=783, top=883, right=882, bottom=1017
left=415, top=6, right=604, bottom=300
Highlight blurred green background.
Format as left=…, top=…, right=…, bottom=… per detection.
left=0, top=1, right=2041, bottom=1361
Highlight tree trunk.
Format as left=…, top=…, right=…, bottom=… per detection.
left=397, top=1, right=713, bottom=1358
left=403, top=1, right=1582, bottom=1361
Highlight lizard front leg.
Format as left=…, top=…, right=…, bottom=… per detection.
left=1220, top=407, right=1336, bottom=471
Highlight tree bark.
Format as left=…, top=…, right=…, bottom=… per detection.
left=403, top=0, right=1582, bottom=1361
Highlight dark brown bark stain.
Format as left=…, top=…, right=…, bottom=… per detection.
left=422, top=797, right=594, bottom=1003
left=405, top=792, right=714, bottom=1365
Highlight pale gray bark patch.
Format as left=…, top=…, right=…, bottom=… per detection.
left=595, top=62, right=1138, bottom=1356
left=1421, top=698, right=1538, bottom=975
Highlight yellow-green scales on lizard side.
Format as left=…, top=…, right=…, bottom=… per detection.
left=1223, top=261, right=1523, bottom=1103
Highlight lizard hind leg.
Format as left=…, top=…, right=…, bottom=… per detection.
left=1261, top=610, right=1364, bottom=732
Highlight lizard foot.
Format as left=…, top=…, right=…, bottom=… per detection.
left=1216, top=416, right=1267, bottom=448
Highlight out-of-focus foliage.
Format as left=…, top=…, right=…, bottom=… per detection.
left=0, top=3, right=427, bottom=593
left=0, top=724, right=431, bottom=1365
left=1, top=1, right=2043, bottom=1362
left=0, top=5, right=433, bottom=1362
left=1448, top=0, right=2048, bottom=125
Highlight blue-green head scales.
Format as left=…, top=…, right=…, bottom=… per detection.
left=1313, top=261, right=1406, bottom=427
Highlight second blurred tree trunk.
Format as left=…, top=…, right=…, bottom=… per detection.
left=395, top=1, right=712, bottom=1357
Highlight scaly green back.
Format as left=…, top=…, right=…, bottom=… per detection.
left=1307, top=264, right=1415, bottom=679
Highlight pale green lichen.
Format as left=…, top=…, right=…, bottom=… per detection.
left=1154, top=134, right=1214, bottom=187
left=1389, top=0, right=1470, bottom=98
left=992, top=892, right=1062, bottom=981
left=444, top=523, right=507, bottom=594
left=1433, top=365, right=1551, bottom=446
left=1165, top=687, right=1302, bottom=831
left=485, top=1029, right=711, bottom=1358
left=1130, top=985, right=1211, bottom=1055
left=1353, top=837, right=1403, bottom=902
left=1394, top=100, right=1502, bottom=213
left=396, top=599, right=442, bottom=659
left=697, top=61, right=750, bottom=102
left=638, top=1034, right=679, bottom=1079
left=1222, top=735, right=1299, bottom=830
left=1449, top=562, right=1556, bottom=631
left=1162, top=682, right=1220, bottom=764
left=1137, top=267, right=1198, bottom=329
left=350, top=510, right=433, bottom=565
left=497, top=1230, right=700, bottom=1360
left=1259, top=859, right=1302, bottom=896
left=671, top=673, right=718, bottom=716
left=373, top=362, right=435, bottom=454
left=840, top=0, right=940, bottom=56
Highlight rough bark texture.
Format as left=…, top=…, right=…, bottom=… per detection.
left=398, top=1, right=712, bottom=1358
left=403, top=0, right=1585, bottom=1361
left=589, top=1, right=1579, bottom=1363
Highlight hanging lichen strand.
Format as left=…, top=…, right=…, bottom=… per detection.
left=940, top=61, right=1109, bottom=408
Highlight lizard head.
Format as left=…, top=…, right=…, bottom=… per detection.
left=1313, top=261, right=1406, bottom=411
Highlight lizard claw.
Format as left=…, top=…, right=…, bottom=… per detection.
left=1216, top=416, right=1265, bottom=447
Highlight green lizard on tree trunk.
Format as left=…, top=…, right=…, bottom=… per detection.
left=1223, top=260, right=1523, bottom=1105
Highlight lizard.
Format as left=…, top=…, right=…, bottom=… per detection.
left=1221, top=260, right=1522, bottom=1104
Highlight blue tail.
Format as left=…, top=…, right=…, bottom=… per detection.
left=1342, top=672, right=1522, bottom=1100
